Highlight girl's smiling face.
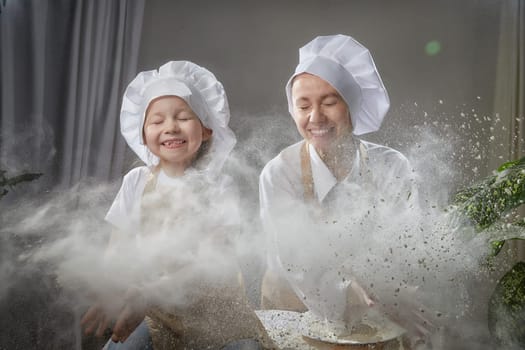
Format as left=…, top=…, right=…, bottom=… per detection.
left=143, top=96, right=212, bottom=176
left=291, top=73, right=352, bottom=154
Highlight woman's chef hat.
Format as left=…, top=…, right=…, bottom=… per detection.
left=120, top=61, right=236, bottom=175
left=285, top=34, right=390, bottom=135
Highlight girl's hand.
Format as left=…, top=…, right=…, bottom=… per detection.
left=111, top=288, right=148, bottom=342
left=80, top=303, right=112, bottom=337
left=110, top=303, right=146, bottom=342
left=81, top=287, right=147, bottom=342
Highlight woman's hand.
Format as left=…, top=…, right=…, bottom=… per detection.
left=376, top=285, right=438, bottom=347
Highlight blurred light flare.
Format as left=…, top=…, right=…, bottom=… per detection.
left=425, top=40, right=442, bottom=56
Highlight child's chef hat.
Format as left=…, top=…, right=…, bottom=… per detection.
left=285, top=34, right=390, bottom=135
left=120, top=61, right=236, bottom=174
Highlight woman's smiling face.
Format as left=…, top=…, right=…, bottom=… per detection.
left=143, top=96, right=211, bottom=175
left=291, top=73, right=352, bottom=154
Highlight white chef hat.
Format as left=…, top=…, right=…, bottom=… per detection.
left=285, top=34, right=390, bottom=135
left=120, top=61, right=236, bottom=175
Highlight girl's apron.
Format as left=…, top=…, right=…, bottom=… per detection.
left=139, top=169, right=274, bottom=349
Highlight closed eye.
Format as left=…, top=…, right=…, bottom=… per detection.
left=322, top=98, right=338, bottom=106
left=176, top=112, right=196, bottom=121
left=148, top=117, right=164, bottom=125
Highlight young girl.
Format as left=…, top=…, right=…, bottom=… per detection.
left=81, top=61, right=273, bottom=349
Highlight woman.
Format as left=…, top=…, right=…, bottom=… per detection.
left=259, top=35, right=427, bottom=349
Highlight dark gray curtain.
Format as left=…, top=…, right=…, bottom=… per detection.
left=1, top=0, right=145, bottom=191
left=0, top=1, right=145, bottom=348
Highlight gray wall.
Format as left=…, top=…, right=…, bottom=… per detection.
left=138, top=0, right=501, bottom=178
left=137, top=0, right=504, bottom=305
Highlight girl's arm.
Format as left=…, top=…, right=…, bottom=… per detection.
left=104, top=228, right=125, bottom=259
left=81, top=228, right=146, bottom=341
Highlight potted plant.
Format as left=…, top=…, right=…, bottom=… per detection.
left=0, top=169, right=42, bottom=199
left=453, top=157, right=525, bottom=347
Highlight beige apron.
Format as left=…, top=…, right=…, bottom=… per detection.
left=261, top=141, right=368, bottom=310
left=301, top=141, right=369, bottom=203
left=139, top=168, right=274, bottom=349
left=261, top=142, right=408, bottom=349
left=298, top=143, right=407, bottom=350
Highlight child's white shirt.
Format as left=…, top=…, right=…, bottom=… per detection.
left=105, top=166, right=150, bottom=233
left=105, top=166, right=239, bottom=236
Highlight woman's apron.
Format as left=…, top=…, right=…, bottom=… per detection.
left=261, top=141, right=369, bottom=310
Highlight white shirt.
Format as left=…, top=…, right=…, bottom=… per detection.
left=105, top=166, right=239, bottom=236
left=259, top=139, right=417, bottom=272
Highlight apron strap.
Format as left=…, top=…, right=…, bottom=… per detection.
left=300, top=141, right=315, bottom=203
left=142, top=166, right=160, bottom=196
left=300, top=142, right=325, bottom=219
left=359, top=141, right=369, bottom=173
left=300, top=140, right=369, bottom=204
left=140, top=166, right=161, bottom=233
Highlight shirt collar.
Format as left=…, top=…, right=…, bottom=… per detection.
left=308, top=142, right=362, bottom=202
